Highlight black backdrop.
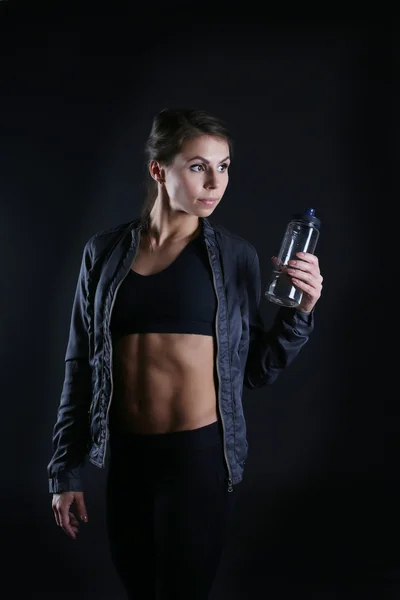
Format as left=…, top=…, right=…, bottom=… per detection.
left=0, top=5, right=397, bottom=599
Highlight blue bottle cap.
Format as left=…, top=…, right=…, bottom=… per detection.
left=292, top=208, right=321, bottom=229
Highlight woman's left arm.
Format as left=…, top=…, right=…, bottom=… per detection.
left=243, top=250, right=323, bottom=389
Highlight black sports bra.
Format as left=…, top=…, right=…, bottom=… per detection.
left=110, top=234, right=217, bottom=337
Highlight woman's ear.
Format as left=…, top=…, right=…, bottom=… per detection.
left=149, top=160, right=165, bottom=184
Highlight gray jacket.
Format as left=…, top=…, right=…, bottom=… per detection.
left=47, top=217, right=314, bottom=493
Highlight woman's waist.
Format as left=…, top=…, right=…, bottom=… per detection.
left=110, top=369, right=218, bottom=433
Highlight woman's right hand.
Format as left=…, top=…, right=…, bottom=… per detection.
left=52, top=491, right=88, bottom=540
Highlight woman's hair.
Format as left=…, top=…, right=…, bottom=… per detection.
left=140, top=108, right=233, bottom=225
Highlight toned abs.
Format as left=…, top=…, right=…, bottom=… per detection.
left=109, top=231, right=218, bottom=434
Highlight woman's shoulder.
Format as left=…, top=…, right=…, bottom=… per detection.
left=91, top=218, right=139, bottom=242
left=84, top=218, right=139, bottom=251
left=209, top=220, right=258, bottom=261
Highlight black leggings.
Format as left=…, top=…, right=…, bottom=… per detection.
left=105, top=420, right=238, bottom=600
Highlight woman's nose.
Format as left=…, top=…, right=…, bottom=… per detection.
left=204, top=172, right=219, bottom=189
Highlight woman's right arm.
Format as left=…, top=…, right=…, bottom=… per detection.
left=47, top=238, right=94, bottom=494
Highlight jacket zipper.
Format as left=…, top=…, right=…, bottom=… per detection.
left=102, top=233, right=141, bottom=466
left=206, top=242, right=233, bottom=493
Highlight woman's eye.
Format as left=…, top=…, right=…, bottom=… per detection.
left=190, top=163, right=229, bottom=173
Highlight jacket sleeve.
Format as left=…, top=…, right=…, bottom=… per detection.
left=47, top=239, right=94, bottom=493
left=243, top=249, right=314, bottom=390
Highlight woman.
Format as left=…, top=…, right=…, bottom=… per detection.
left=48, top=108, right=323, bottom=599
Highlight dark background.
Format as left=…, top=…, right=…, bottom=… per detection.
left=0, top=4, right=397, bottom=599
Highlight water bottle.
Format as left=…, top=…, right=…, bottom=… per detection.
left=265, top=208, right=321, bottom=308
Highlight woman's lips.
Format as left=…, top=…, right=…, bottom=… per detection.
left=198, top=198, right=218, bottom=206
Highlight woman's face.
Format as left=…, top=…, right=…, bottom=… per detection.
left=160, top=134, right=230, bottom=216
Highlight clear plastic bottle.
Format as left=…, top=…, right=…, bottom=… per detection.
left=265, top=208, right=321, bottom=308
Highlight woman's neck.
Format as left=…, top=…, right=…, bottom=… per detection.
left=146, top=202, right=201, bottom=247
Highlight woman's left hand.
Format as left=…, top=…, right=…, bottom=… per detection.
left=286, top=252, right=323, bottom=313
